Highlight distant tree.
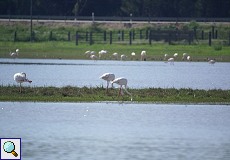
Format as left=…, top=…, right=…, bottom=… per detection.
left=194, top=0, right=203, bottom=17
left=120, top=0, right=142, bottom=16
left=72, top=0, right=88, bottom=17
left=177, top=0, right=195, bottom=17
left=0, top=0, right=229, bottom=18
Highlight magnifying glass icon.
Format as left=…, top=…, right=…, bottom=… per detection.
left=3, top=141, right=18, bottom=157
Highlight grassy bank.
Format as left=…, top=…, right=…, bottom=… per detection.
left=1, top=86, right=229, bottom=104
left=1, top=41, right=230, bottom=62
left=1, top=20, right=230, bottom=61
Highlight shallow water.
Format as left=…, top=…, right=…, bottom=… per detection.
left=1, top=58, right=230, bottom=90
left=0, top=102, right=230, bottom=160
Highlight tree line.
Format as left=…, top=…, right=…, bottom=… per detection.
left=1, top=0, right=229, bottom=18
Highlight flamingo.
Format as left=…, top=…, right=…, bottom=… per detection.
left=182, top=53, right=187, bottom=60
left=140, top=50, right=146, bottom=61
left=100, top=73, right=115, bottom=93
left=84, top=50, right=91, bottom=57
left=167, top=57, right=174, bottom=65
left=131, top=52, right=136, bottom=60
left=111, top=77, right=132, bottom=101
left=90, top=55, right=98, bottom=60
left=131, top=52, right=136, bottom=56
left=14, top=72, right=32, bottom=93
left=120, top=54, right=127, bottom=61
left=98, top=50, right=108, bottom=59
left=164, top=54, right=169, bottom=61
left=208, top=58, right=216, bottom=64
left=85, top=50, right=96, bottom=58
left=174, top=53, right=178, bottom=58
left=10, top=49, right=19, bottom=58
left=112, top=52, right=119, bottom=60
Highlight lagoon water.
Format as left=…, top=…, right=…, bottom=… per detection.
left=1, top=58, right=230, bottom=90
left=0, top=102, right=230, bottom=160
left=1, top=58, right=230, bottom=159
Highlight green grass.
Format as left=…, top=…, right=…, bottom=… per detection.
left=1, top=86, right=229, bottom=104
left=1, top=41, right=230, bottom=61
left=1, top=21, right=230, bottom=61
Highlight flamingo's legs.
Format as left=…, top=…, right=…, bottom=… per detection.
left=19, top=83, right=22, bottom=93
left=118, top=86, right=122, bottom=97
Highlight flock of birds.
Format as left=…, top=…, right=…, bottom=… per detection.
left=9, top=48, right=216, bottom=65
left=12, top=48, right=215, bottom=99
left=164, top=52, right=216, bottom=65
left=85, top=50, right=147, bottom=61
left=13, top=71, right=132, bottom=101
left=100, top=73, right=132, bottom=101
left=9, top=49, right=19, bottom=58
left=85, top=49, right=216, bottom=64
left=11, top=48, right=133, bottom=98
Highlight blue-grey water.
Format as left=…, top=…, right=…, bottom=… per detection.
left=0, top=102, right=230, bottom=160
left=1, top=58, right=230, bottom=90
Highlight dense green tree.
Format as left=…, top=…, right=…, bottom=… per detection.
left=0, top=0, right=229, bottom=18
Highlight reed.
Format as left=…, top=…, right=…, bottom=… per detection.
left=1, top=86, right=229, bottom=104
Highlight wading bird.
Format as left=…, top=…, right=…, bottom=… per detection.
left=208, top=58, right=216, bottom=65
left=98, top=50, right=108, bottom=59
left=167, top=57, right=175, bottom=65
left=14, top=72, right=32, bottom=93
left=112, top=52, right=119, bottom=60
left=182, top=53, right=187, bottom=60
left=10, top=49, right=19, bottom=58
left=90, top=55, right=98, bottom=60
left=131, top=52, right=136, bottom=60
left=120, top=54, right=127, bottom=61
left=112, top=77, right=132, bottom=101
left=164, top=54, right=169, bottom=61
left=187, top=55, right=191, bottom=61
left=140, top=50, right=146, bottom=61
left=100, top=73, right=115, bottom=93
left=85, top=51, right=96, bottom=58
left=174, top=53, right=178, bottom=58
left=131, top=52, right=136, bottom=56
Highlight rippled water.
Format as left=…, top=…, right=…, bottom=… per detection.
left=0, top=102, right=230, bottom=160
left=1, top=58, right=230, bottom=89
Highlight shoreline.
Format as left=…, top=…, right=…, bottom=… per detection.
left=1, top=86, right=229, bottom=104
left=1, top=100, right=229, bottom=105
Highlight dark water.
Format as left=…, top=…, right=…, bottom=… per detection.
left=0, top=102, right=230, bottom=160
left=1, top=58, right=230, bottom=89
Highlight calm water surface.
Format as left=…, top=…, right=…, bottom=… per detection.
left=0, top=102, right=230, bottom=160
left=1, top=58, right=230, bottom=89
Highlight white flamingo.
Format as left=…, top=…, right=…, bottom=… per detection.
left=167, top=57, right=175, bottom=65
left=140, top=50, right=146, bottom=61
left=14, top=72, right=32, bottom=93
left=131, top=52, right=136, bottom=60
left=182, top=53, right=187, bottom=60
left=90, top=55, right=98, bottom=60
left=208, top=58, right=216, bottom=64
left=131, top=52, right=136, bottom=56
left=120, top=54, right=127, bottom=61
left=111, top=77, right=132, bottom=101
left=187, top=55, right=191, bottom=61
left=164, top=54, right=169, bottom=61
left=112, top=52, right=119, bottom=60
left=174, top=53, right=178, bottom=58
left=85, top=50, right=96, bottom=57
left=100, top=73, right=115, bottom=93
left=84, top=50, right=91, bottom=57
left=10, top=49, right=19, bottom=58
left=98, top=50, right=108, bottom=59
